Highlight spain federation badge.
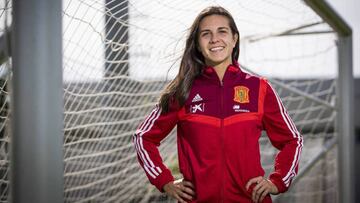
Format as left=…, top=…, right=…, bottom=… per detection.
left=234, top=86, right=250, bottom=103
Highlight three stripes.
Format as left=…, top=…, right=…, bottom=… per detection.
left=133, top=105, right=163, bottom=179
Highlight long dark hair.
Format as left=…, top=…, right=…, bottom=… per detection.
left=159, top=6, right=240, bottom=112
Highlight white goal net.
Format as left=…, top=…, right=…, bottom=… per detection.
left=0, top=0, right=340, bottom=202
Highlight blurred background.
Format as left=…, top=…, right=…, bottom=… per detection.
left=0, top=0, right=358, bottom=202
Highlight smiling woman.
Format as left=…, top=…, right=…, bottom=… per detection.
left=133, top=6, right=303, bottom=203
left=197, top=15, right=238, bottom=79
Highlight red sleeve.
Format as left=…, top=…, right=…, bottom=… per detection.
left=133, top=100, right=179, bottom=192
left=261, top=79, right=303, bottom=193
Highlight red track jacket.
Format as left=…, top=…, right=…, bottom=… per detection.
left=134, top=63, right=303, bottom=202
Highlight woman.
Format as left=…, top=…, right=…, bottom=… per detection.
left=134, top=6, right=303, bottom=203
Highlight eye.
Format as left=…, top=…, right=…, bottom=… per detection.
left=219, top=29, right=228, bottom=34
left=201, top=32, right=209, bottom=37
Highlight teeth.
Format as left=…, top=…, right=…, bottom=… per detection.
left=210, top=47, right=224, bottom=51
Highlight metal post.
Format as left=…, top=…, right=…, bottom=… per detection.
left=303, top=1, right=354, bottom=202
left=11, top=0, right=64, bottom=203
left=337, top=35, right=355, bottom=203
left=105, top=0, right=129, bottom=77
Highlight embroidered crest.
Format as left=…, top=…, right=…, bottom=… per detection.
left=234, top=86, right=250, bottom=103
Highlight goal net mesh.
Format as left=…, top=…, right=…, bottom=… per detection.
left=0, top=0, right=339, bottom=202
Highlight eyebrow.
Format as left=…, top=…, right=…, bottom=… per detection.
left=199, top=27, right=230, bottom=33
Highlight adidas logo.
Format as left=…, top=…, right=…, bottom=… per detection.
left=191, top=93, right=203, bottom=103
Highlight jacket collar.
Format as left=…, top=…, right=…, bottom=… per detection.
left=202, top=61, right=244, bottom=83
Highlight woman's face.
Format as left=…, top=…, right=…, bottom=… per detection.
left=197, top=15, right=238, bottom=67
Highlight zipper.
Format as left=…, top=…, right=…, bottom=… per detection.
left=220, top=80, right=225, bottom=202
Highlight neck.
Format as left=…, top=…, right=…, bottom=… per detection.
left=212, top=61, right=231, bottom=82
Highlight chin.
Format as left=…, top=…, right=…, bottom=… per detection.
left=209, top=59, right=228, bottom=65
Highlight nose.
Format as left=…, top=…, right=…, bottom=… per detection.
left=210, top=33, right=220, bottom=43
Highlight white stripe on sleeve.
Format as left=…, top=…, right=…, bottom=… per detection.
left=134, top=105, right=163, bottom=178
left=268, top=83, right=303, bottom=186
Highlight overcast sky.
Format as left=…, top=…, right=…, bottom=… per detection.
left=1, top=1, right=358, bottom=80
left=59, top=0, right=360, bottom=81
left=328, top=0, right=360, bottom=77
left=127, top=0, right=356, bottom=79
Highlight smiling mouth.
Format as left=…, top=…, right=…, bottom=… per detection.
left=209, top=46, right=224, bottom=52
